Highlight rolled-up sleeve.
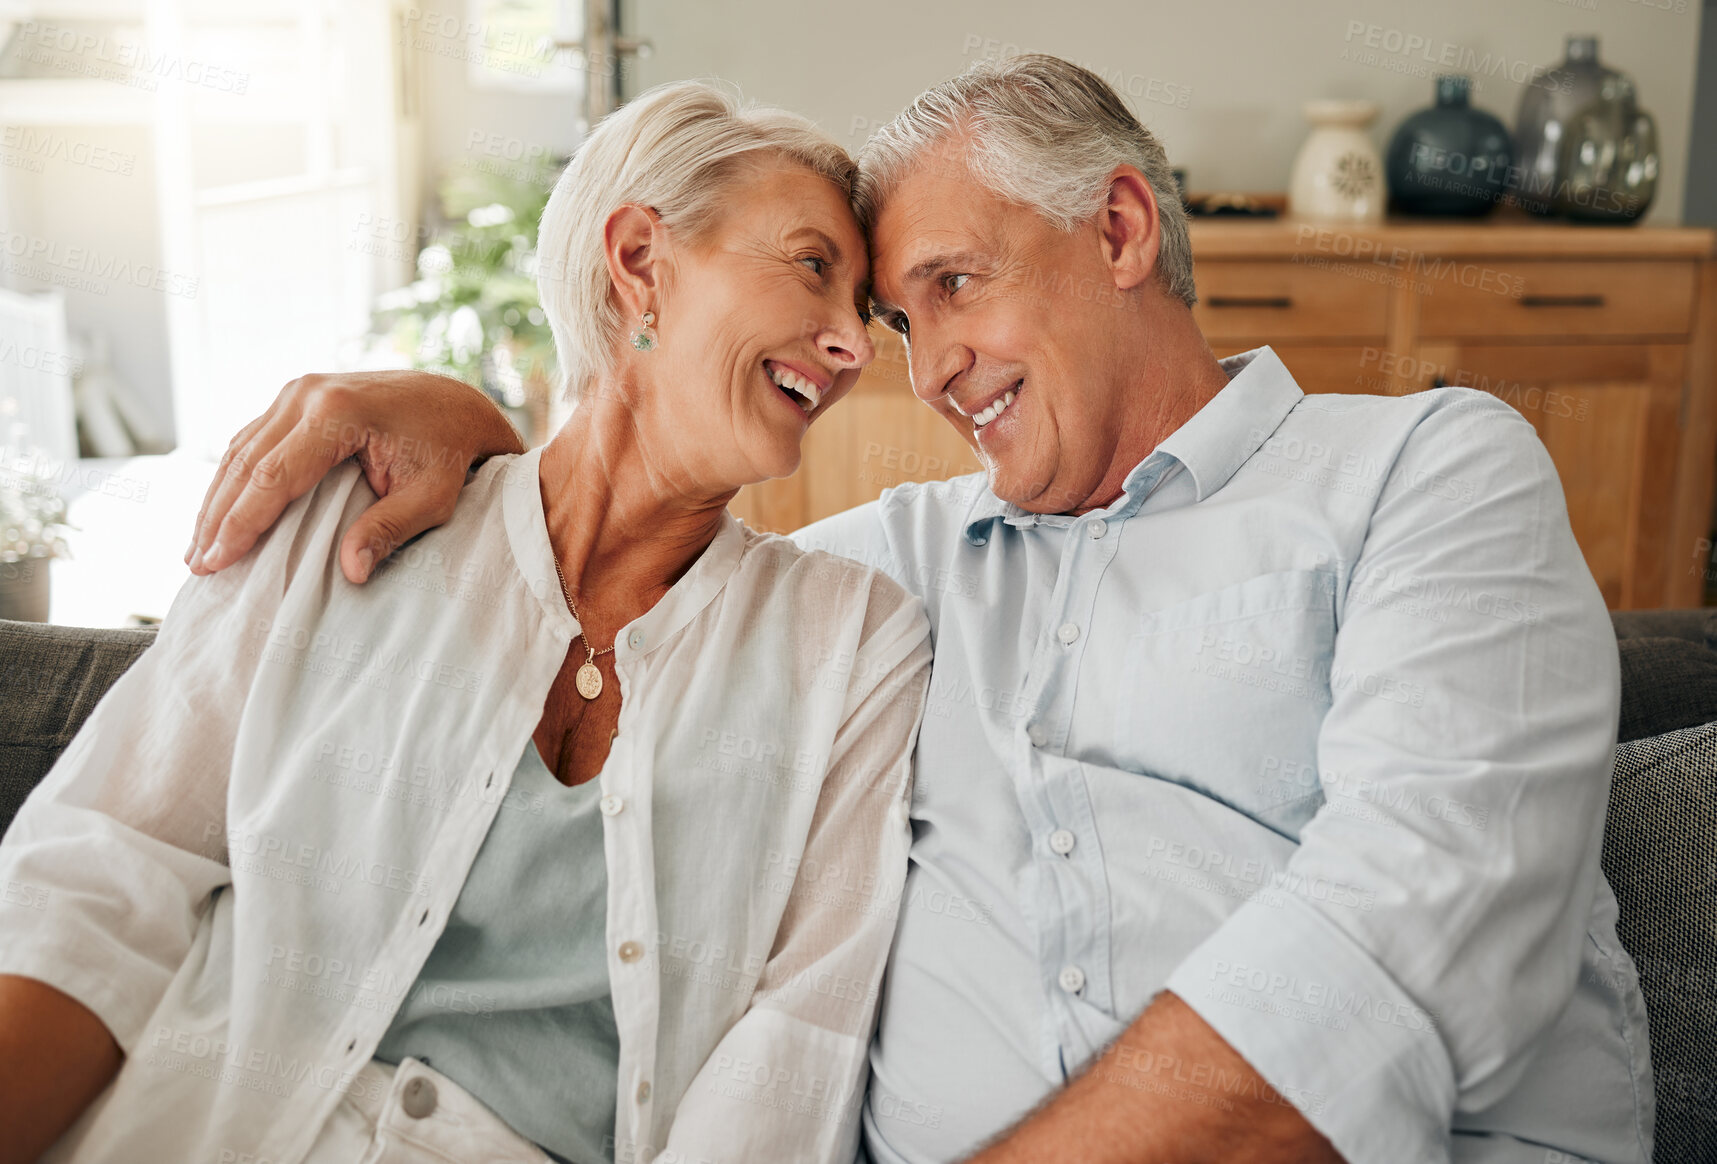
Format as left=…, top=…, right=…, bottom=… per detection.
left=666, top=573, right=931, bottom=1163
left=1164, top=392, right=1620, bottom=1163
left=0, top=468, right=358, bottom=1053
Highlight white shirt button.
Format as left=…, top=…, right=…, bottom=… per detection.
left=618, top=940, right=643, bottom=963
left=1049, top=829, right=1076, bottom=856
left=1028, top=724, right=1047, bottom=747
left=1058, top=964, right=1086, bottom=994
left=1057, top=622, right=1080, bottom=645
left=600, top=794, right=624, bottom=816
left=636, top=1080, right=652, bottom=1103
left=401, top=1076, right=438, bottom=1119
left=1088, top=519, right=1108, bottom=539
left=627, top=629, right=646, bottom=650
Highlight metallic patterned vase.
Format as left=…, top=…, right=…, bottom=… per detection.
left=1511, top=35, right=1659, bottom=222
left=1554, top=85, right=1658, bottom=222
left=1386, top=76, right=1512, bottom=216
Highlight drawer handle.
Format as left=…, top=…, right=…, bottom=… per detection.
left=1519, top=294, right=1606, bottom=308
left=1207, top=295, right=1293, bottom=309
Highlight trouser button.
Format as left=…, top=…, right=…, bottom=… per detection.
left=401, top=1076, right=438, bottom=1119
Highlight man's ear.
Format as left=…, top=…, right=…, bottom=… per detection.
left=603, top=203, right=666, bottom=317
left=1098, top=165, right=1162, bottom=294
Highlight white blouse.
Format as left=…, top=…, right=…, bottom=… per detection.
left=0, top=446, right=931, bottom=1164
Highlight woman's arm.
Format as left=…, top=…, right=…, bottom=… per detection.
left=189, top=369, right=523, bottom=583
left=664, top=575, right=932, bottom=1163
left=0, top=466, right=369, bottom=1156
left=0, top=975, right=122, bottom=1164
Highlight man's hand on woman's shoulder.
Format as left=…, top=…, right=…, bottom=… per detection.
left=187, top=370, right=524, bottom=584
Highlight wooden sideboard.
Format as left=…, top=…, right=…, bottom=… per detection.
left=730, top=214, right=1717, bottom=609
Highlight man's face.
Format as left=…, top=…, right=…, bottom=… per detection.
left=868, top=151, right=1145, bottom=514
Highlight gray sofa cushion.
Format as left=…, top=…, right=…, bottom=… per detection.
left=1602, top=722, right=1717, bottom=1164
left=0, top=619, right=156, bottom=839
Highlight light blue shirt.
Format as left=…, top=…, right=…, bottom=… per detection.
left=795, top=348, right=1652, bottom=1164
left=375, top=737, right=617, bottom=1164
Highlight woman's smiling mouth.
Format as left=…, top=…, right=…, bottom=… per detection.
left=765, top=360, right=824, bottom=413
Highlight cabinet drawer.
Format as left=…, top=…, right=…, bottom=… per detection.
left=1418, top=260, right=1696, bottom=339
left=1192, top=261, right=1391, bottom=340
left=1215, top=343, right=1389, bottom=395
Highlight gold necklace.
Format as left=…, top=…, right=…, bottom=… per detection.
left=552, top=555, right=614, bottom=700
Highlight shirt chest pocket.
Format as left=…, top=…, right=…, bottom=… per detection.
left=1114, top=569, right=1336, bottom=827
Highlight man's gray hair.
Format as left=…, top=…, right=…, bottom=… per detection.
left=537, top=80, right=858, bottom=401
left=855, top=54, right=1196, bottom=307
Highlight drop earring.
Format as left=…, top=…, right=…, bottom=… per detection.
left=629, top=310, right=658, bottom=352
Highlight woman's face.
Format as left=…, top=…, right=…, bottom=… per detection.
left=631, top=160, right=875, bottom=490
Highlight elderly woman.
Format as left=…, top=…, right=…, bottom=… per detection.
left=0, top=81, right=930, bottom=1164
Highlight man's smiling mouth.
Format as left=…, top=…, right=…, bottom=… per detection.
left=972, top=381, right=1022, bottom=429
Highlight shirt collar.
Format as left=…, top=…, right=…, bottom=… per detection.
left=961, top=345, right=1303, bottom=541
left=1154, top=345, right=1303, bottom=502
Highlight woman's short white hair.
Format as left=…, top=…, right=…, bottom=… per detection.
left=854, top=54, right=1196, bottom=307
left=536, top=79, right=858, bottom=402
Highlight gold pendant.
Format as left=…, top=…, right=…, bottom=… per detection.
left=575, top=661, right=603, bottom=700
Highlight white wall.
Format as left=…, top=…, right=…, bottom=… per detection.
left=2, top=126, right=175, bottom=444
left=414, top=37, right=585, bottom=217
left=628, top=0, right=1705, bottom=224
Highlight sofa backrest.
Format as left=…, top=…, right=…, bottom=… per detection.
left=1, top=619, right=156, bottom=836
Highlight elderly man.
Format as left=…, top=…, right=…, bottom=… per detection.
left=186, top=55, right=1649, bottom=1164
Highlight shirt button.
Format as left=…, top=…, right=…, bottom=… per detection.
left=627, top=629, right=646, bottom=650
left=1056, top=622, right=1080, bottom=645
left=636, top=1080, right=652, bottom=1103
left=1088, top=519, right=1108, bottom=539
left=600, top=794, right=624, bottom=816
left=1028, top=724, right=1047, bottom=747
left=618, top=940, right=643, bottom=963
left=1058, top=965, right=1086, bottom=994
left=1049, top=829, right=1076, bottom=856
left=401, top=1076, right=438, bottom=1119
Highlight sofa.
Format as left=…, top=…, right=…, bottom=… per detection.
left=3, top=615, right=1716, bottom=1161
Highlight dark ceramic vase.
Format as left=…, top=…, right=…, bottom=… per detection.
left=1386, top=76, right=1512, bottom=216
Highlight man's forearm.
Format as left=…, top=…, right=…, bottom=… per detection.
left=964, top=991, right=1343, bottom=1164
left=0, top=974, right=123, bottom=1164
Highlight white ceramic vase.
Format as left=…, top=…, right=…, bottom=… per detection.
left=1289, top=99, right=1385, bottom=223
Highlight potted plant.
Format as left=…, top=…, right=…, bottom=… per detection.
left=372, top=161, right=562, bottom=446
left=0, top=458, right=72, bottom=622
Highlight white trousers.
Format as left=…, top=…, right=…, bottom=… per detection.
left=303, top=1057, right=555, bottom=1164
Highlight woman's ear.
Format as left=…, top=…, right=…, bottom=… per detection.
left=603, top=203, right=666, bottom=317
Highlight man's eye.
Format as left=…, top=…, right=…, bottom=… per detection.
left=799, top=255, right=826, bottom=275
left=946, top=273, right=971, bottom=293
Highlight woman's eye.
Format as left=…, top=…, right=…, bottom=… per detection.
left=799, top=255, right=826, bottom=275
left=946, top=273, right=971, bottom=294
